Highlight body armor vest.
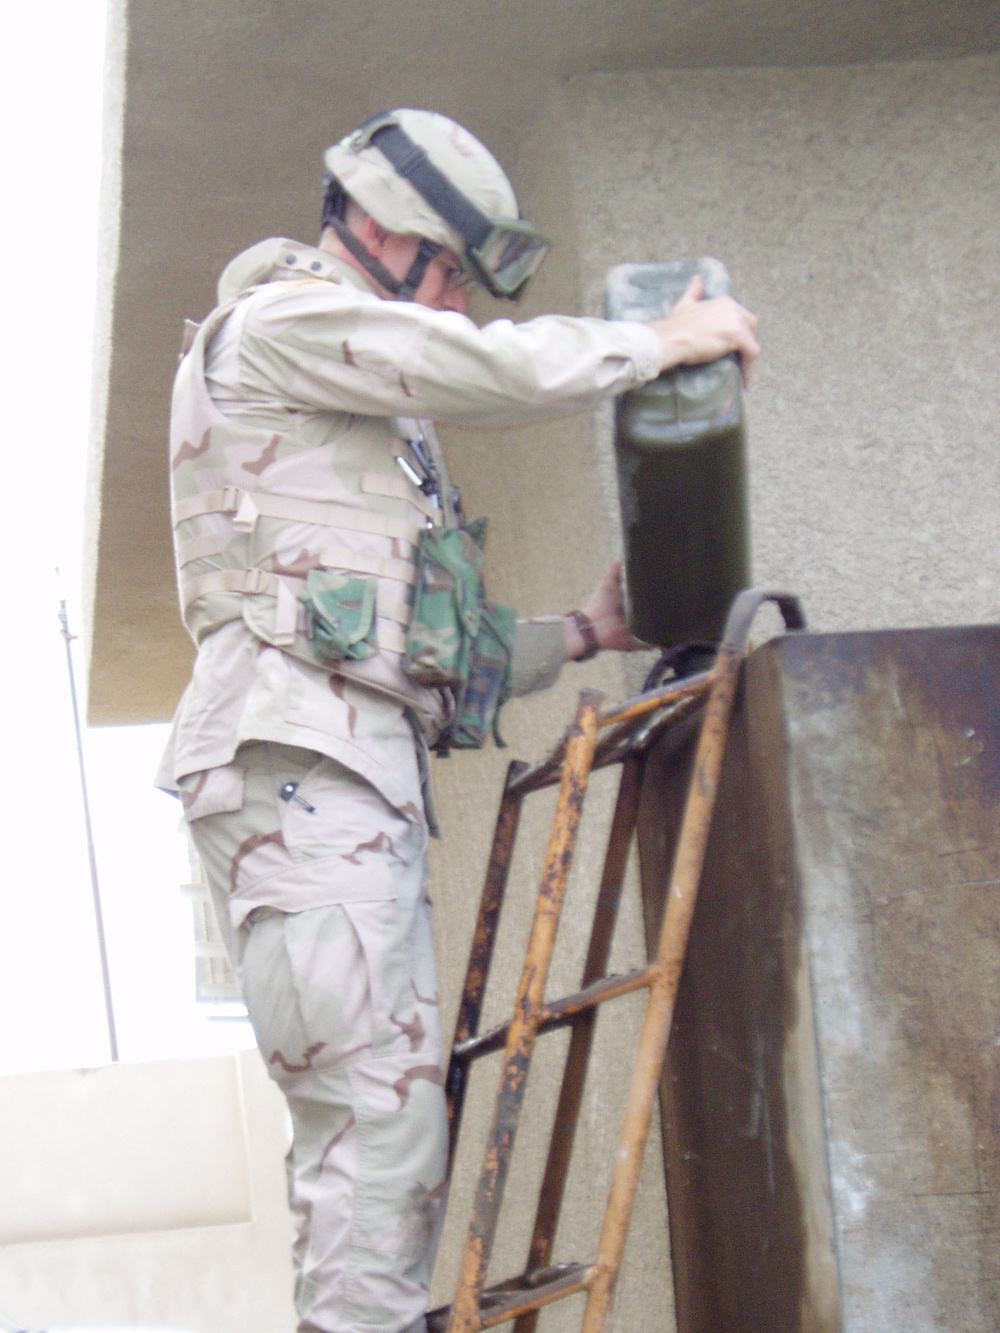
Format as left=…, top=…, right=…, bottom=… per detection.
left=169, top=254, right=450, bottom=717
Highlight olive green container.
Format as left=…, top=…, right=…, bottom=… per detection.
left=605, top=260, right=750, bottom=647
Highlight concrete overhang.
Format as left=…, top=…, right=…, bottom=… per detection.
left=86, top=0, right=1000, bottom=724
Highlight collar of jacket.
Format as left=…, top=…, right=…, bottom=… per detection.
left=216, top=237, right=378, bottom=306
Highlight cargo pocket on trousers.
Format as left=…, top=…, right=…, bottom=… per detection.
left=177, top=761, right=246, bottom=822
left=176, top=761, right=249, bottom=966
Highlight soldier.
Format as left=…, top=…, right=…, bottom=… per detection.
left=157, top=109, right=759, bottom=1333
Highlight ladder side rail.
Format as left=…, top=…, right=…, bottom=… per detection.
left=514, top=751, right=646, bottom=1333
left=445, top=690, right=603, bottom=1333
left=582, top=643, right=743, bottom=1331
left=447, top=758, right=530, bottom=1159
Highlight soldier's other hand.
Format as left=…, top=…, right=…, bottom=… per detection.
left=647, top=274, right=760, bottom=386
left=564, top=561, right=645, bottom=661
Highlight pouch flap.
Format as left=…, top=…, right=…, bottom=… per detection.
left=302, top=569, right=378, bottom=662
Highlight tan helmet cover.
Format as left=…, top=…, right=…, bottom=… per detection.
left=324, top=109, right=519, bottom=256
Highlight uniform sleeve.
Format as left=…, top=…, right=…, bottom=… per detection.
left=508, top=615, right=566, bottom=697
left=235, top=281, right=663, bottom=427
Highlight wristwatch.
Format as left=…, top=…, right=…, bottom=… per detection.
left=567, top=609, right=600, bottom=661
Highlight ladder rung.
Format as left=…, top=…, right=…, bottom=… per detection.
left=451, top=965, right=656, bottom=1065
left=597, top=669, right=711, bottom=727
left=505, top=676, right=709, bottom=798
left=427, top=1262, right=592, bottom=1331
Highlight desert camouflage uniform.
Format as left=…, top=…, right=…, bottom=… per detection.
left=180, top=742, right=441, bottom=1332
left=157, top=237, right=662, bottom=1332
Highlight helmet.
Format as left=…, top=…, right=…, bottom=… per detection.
left=323, top=109, right=549, bottom=300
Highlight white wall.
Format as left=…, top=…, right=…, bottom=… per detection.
left=0, top=1053, right=295, bottom=1333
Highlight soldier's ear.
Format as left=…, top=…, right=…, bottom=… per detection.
left=360, top=214, right=390, bottom=257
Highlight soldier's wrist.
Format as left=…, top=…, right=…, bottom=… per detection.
left=564, top=609, right=601, bottom=662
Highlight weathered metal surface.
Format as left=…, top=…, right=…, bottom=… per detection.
left=446, top=759, right=529, bottom=1159
left=582, top=635, right=748, bottom=1332
left=446, top=691, right=602, bottom=1332
left=639, top=646, right=839, bottom=1332
left=514, top=755, right=646, bottom=1333
left=641, top=623, right=1000, bottom=1332
left=780, top=627, right=1000, bottom=1331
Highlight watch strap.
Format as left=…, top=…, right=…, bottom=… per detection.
left=567, top=609, right=600, bottom=661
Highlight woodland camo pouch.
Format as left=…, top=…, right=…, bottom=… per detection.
left=300, top=569, right=378, bottom=665
left=405, top=522, right=515, bottom=750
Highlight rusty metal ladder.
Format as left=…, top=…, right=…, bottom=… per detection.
left=429, top=590, right=804, bottom=1333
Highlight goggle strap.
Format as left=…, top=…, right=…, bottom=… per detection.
left=366, top=122, right=494, bottom=253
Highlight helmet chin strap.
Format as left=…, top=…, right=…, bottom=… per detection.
left=329, top=217, right=441, bottom=302
left=395, top=236, right=442, bottom=300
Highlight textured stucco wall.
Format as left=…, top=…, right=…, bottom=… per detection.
left=563, top=54, right=1000, bottom=639
left=86, top=1, right=1000, bottom=723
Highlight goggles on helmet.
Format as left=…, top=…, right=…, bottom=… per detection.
left=465, top=220, right=550, bottom=299
left=351, top=113, right=549, bottom=299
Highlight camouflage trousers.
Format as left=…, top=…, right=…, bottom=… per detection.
left=183, top=742, right=447, bottom=1333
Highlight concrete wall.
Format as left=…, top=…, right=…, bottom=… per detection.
left=561, top=54, right=1000, bottom=639
left=85, top=3, right=1000, bottom=724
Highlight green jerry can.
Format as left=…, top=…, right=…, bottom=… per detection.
left=605, top=260, right=750, bottom=647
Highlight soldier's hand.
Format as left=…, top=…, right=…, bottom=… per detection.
left=564, top=561, right=645, bottom=661
left=647, top=274, right=760, bottom=386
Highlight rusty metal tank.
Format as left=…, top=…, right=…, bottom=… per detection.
left=605, top=260, right=750, bottom=647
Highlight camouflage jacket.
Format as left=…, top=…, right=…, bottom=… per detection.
left=158, top=238, right=662, bottom=817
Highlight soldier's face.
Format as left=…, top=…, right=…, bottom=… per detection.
left=418, top=248, right=474, bottom=315
left=380, top=234, right=472, bottom=315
